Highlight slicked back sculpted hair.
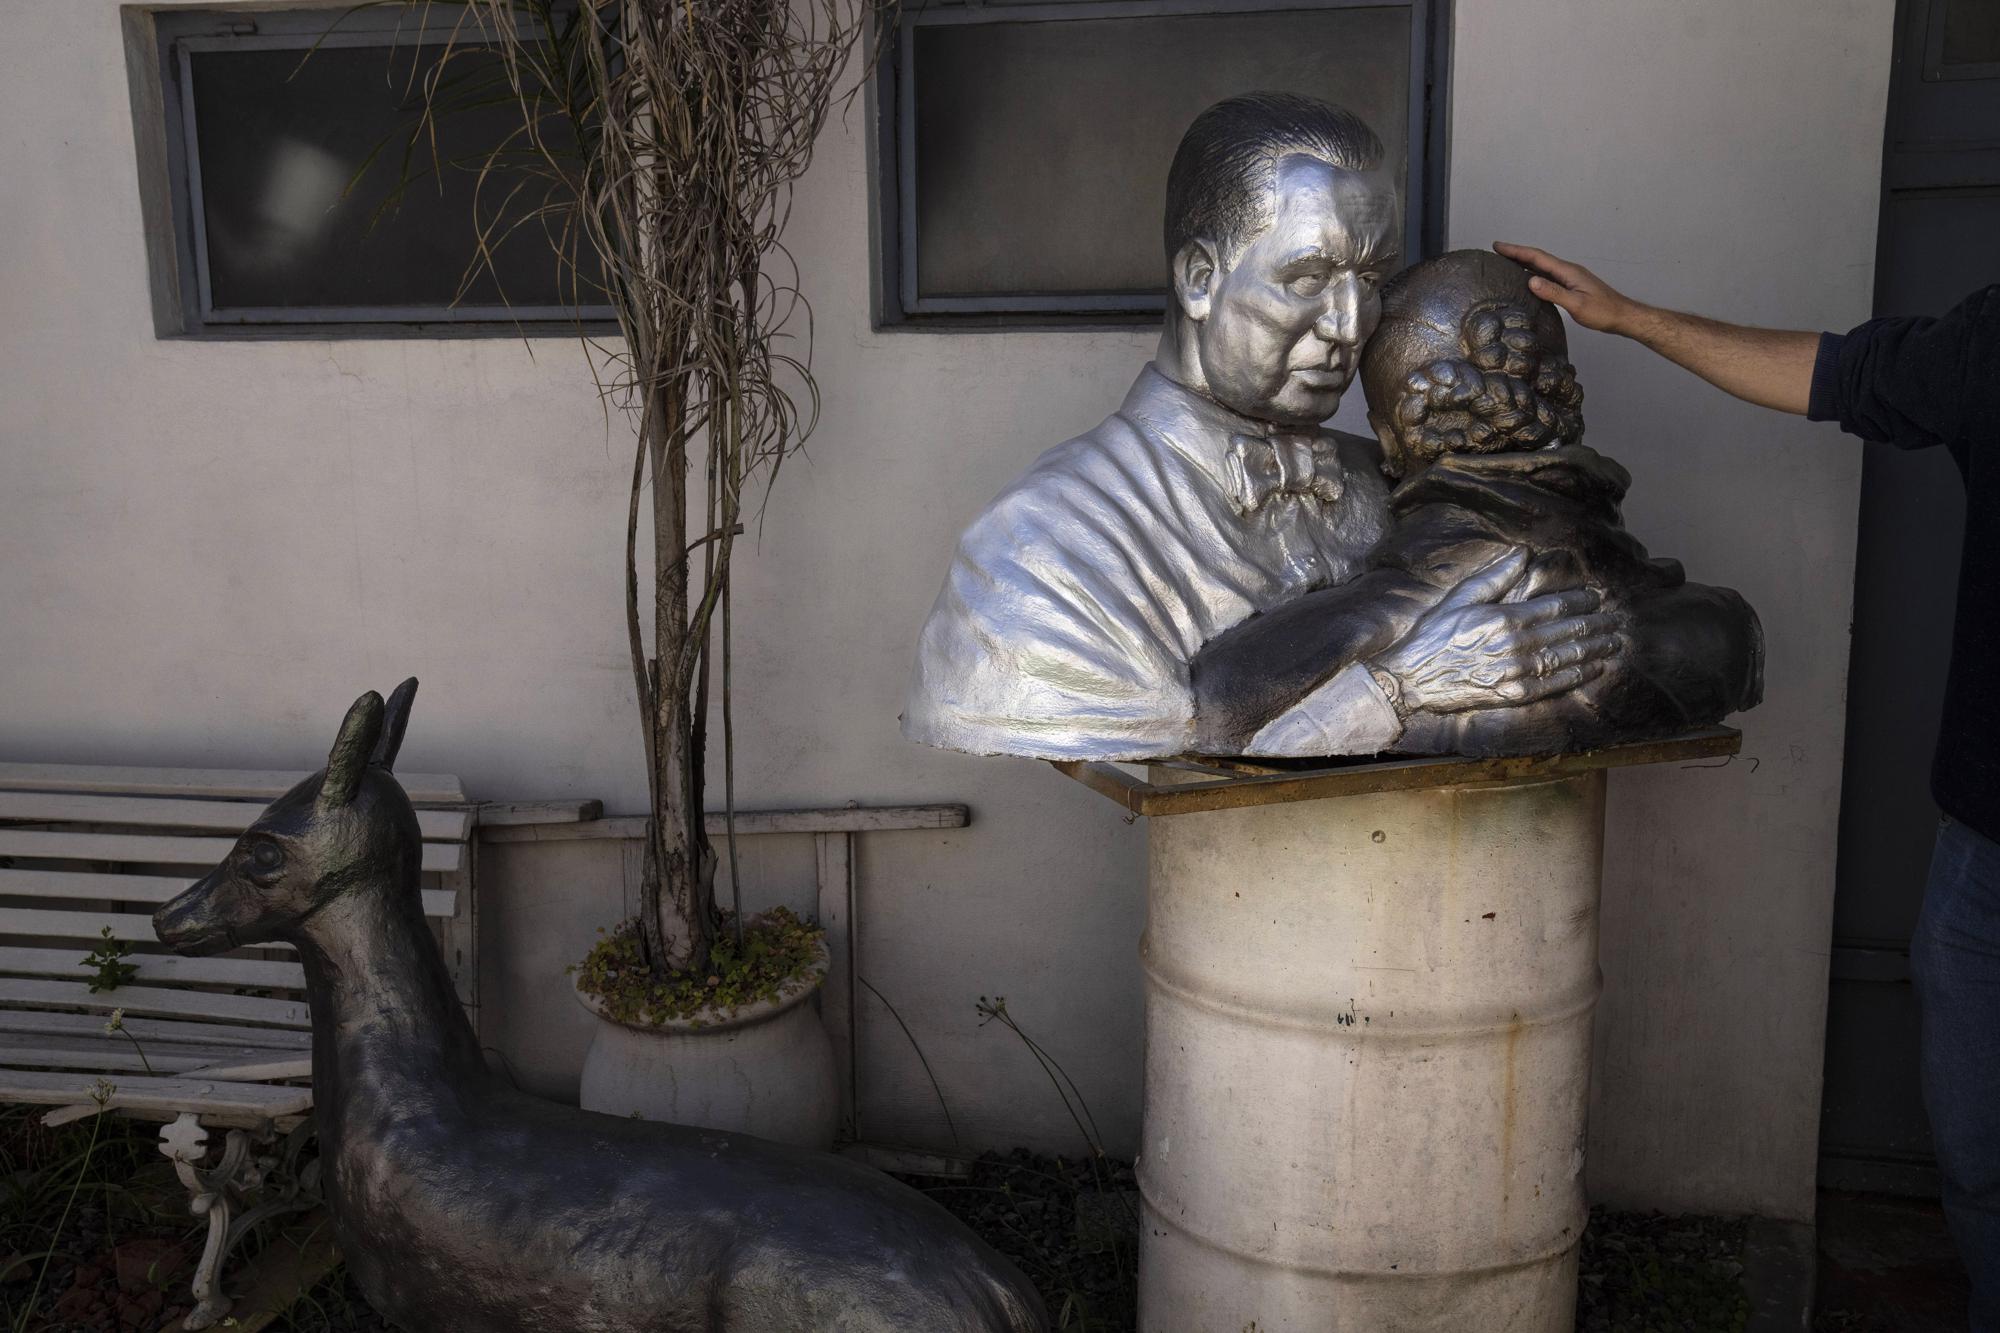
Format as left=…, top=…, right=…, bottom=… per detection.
left=1164, top=92, right=1387, bottom=267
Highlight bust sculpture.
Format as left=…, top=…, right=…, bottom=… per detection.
left=903, top=93, right=1760, bottom=760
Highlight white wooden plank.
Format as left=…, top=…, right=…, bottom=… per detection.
left=481, top=804, right=973, bottom=843
left=0, top=869, right=456, bottom=917
left=474, top=800, right=602, bottom=827
left=1, top=907, right=195, bottom=943
left=0, top=947, right=306, bottom=990
left=0, top=763, right=464, bottom=803
left=0, top=1068, right=313, bottom=1119
left=0, top=1033, right=296, bottom=1074
left=480, top=815, right=650, bottom=843
left=0, top=979, right=309, bottom=1029
left=815, top=831, right=858, bottom=1138
left=728, top=805, right=970, bottom=834
left=0, top=904, right=450, bottom=946
left=0, top=869, right=207, bottom=902
left=40, top=1104, right=305, bottom=1131
left=0, top=791, right=472, bottom=840
left=0, top=829, right=462, bottom=873
left=0, top=1008, right=311, bottom=1049
left=178, top=1056, right=313, bottom=1082
left=0, top=1043, right=184, bottom=1074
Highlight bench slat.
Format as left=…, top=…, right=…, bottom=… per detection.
left=0, top=763, right=464, bottom=804
left=0, top=905, right=451, bottom=948
left=0, top=1008, right=311, bottom=1049
left=0, top=869, right=200, bottom=902
left=0, top=869, right=457, bottom=918
left=180, top=1056, right=313, bottom=1082
left=0, top=791, right=472, bottom=841
left=0, top=979, right=309, bottom=1029
left=4, top=907, right=217, bottom=944
left=0, top=829, right=462, bottom=874
left=0, top=1068, right=313, bottom=1119
left=0, top=946, right=306, bottom=991
left=0, top=1034, right=291, bottom=1075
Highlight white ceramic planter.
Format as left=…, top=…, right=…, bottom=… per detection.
left=1139, top=768, right=1608, bottom=1332
left=574, top=942, right=839, bottom=1150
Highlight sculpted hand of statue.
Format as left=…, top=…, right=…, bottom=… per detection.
left=1372, top=548, right=1624, bottom=714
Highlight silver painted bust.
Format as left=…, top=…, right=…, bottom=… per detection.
left=904, top=94, right=1759, bottom=761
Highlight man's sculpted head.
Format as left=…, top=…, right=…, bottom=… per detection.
left=1161, top=93, right=1401, bottom=428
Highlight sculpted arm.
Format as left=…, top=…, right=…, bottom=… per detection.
left=1201, top=550, right=1624, bottom=756
left=1189, top=573, right=1435, bottom=752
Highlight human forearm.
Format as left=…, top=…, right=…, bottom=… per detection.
left=1618, top=305, right=1818, bottom=415
left=1493, top=242, right=1816, bottom=415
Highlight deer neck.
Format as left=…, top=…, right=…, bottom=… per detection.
left=292, top=881, right=486, bottom=1126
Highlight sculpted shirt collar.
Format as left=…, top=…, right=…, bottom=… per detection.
left=1118, top=362, right=1310, bottom=486
left=1118, top=362, right=1357, bottom=519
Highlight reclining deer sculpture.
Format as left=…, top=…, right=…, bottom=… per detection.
left=154, top=680, right=1047, bottom=1332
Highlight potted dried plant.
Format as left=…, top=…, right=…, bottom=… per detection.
left=416, top=0, right=879, bottom=1145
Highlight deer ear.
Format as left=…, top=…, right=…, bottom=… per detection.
left=320, top=691, right=385, bottom=810
left=371, top=678, right=418, bottom=771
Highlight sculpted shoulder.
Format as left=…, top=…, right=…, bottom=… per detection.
left=955, top=411, right=1173, bottom=552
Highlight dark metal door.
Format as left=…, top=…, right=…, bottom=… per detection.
left=1820, top=0, right=2000, bottom=1196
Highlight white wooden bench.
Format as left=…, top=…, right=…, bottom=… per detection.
left=0, top=760, right=481, bottom=1329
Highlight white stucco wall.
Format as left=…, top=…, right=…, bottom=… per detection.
left=1442, top=0, right=1892, bottom=1219
left=0, top=0, right=1891, bottom=1218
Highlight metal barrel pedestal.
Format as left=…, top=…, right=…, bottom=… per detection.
left=1138, top=768, right=1607, bottom=1333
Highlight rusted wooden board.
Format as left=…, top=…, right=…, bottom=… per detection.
left=1052, top=727, right=1743, bottom=817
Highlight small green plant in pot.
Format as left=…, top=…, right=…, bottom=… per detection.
left=573, top=908, right=827, bottom=1029
left=404, top=0, right=880, bottom=1144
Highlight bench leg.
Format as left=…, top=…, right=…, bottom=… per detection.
left=159, top=1114, right=322, bottom=1332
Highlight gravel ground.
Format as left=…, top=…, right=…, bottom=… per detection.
left=905, top=1152, right=1755, bottom=1333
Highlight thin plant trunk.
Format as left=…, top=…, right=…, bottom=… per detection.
left=426, top=0, right=885, bottom=983
left=644, top=382, right=714, bottom=976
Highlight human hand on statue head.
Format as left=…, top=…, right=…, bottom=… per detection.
left=1370, top=548, right=1624, bottom=714
left=1492, top=243, right=1643, bottom=336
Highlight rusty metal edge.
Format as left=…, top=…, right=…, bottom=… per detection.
left=1051, top=727, right=1743, bottom=818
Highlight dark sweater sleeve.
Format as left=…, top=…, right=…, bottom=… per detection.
left=1806, top=285, right=2000, bottom=451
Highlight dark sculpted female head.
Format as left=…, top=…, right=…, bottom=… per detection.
left=1360, top=248, right=1585, bottom=478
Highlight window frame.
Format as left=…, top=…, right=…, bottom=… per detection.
left=146, top=7, right=613, bottom=338
left=871, top=0, right=1453, bottom=328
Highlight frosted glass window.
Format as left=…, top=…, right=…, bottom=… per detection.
left=190, top=46, right=585, bottom=313
left=881, top=0, right=1444, bottom=322
left=152, top=11, right=606, bottom=333
left=914, top=8, right=1410, bottom=299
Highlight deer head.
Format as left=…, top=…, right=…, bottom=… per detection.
left=155, top=679, right=425, bottom=956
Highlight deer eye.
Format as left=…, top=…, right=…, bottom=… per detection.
left=245, top=841, right=284, bottom=876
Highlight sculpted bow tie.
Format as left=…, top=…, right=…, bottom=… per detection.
left=1226, top=430, right=1346, bottom=514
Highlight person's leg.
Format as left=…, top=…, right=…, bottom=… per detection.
left=1912, top=814, right=2000, bottom=1331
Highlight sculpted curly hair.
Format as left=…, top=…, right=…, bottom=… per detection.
left=1361, top=250, right=1586, bottom=478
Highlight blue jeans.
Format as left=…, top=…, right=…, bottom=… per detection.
left=1913, top=814, right=2000, bottom=1331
